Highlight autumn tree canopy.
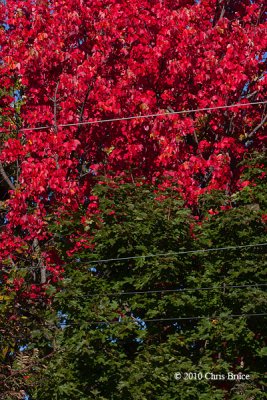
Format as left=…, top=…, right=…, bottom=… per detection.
left=0, top=0, right=266, bottom=398
left=0, top=0, right=266, bottom=275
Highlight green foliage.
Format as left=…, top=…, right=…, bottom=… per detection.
left=29, top=176, right=267, bottom=399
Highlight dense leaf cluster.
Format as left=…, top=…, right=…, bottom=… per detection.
left=0, top=0, right=266, bottom=398
left=27, top=168, right=267, bottom=399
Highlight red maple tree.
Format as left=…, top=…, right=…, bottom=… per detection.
left=0, top=0, right=266, bottom=293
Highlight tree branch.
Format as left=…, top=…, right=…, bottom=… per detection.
left=76, top=83, right=94, bottom=136
left=53, top=81, right=60, bottom=134
left=52, top=81, right=60, bottom=169
left=248, top=113, right=267, bottom=138
left=32, top=238, right=46, bottom=284
left=0, top=162, right=16, bottom=190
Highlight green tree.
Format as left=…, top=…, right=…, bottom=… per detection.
left=29, top=172, right=267, bottom=399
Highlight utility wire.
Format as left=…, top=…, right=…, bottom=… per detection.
left=55, top=283, right=267, bottom=299
left=1, top=242, right=267, bottom=271
left=71, top=242, right=267, bottom=265
left=1, top=284, right=266, bottom=303
left=6, top=313, right=266, bottom=328
left=0, top=100, right=266, bottom=134
left=58, top=312, right=267, bottom=326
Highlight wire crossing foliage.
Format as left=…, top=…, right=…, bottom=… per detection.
left=22, top=173, right=265, bottom=400
left=0, top=0, right=266, bottom=399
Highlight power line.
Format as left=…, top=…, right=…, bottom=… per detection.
left=6, top=312, right=266, bottom=328
left=1, top=242, right=267, bottom=271
left=1, top=283, right=266, bottom=303
left=58, top=312, right=267, bottom=326
left=73, top=242, right=267, bottom=265
left=0, top=100, right=266, bottom=135
left=55, top=283, right=267, bottom=298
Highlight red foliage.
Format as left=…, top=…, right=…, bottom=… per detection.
left=0, top=0, right=266, bottom=293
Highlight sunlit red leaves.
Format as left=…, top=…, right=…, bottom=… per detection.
left=0, top=0, right=266, bottom=295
